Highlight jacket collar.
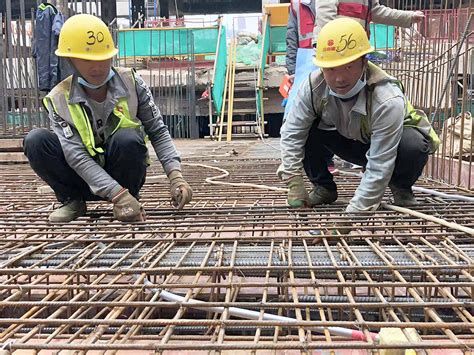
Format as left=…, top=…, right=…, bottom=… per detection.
left=366, top=61, right=396, bottom=86
left=67, top=67, right=129, bottom=104
left=324, top=87, right=368, bottom=116
left=320, top=61, right=394, bottom=116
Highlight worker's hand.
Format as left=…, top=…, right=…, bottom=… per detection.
left=112, top=188, right=146, bottom=222
left=287, top=175, right=308, bottom=208
left=169, top=170, right=193, bottom=209
left=308, top=218, right=352, bottom=239
left=412, top=10, right=425, bottom=23
left=328, top=219, right=352, bottom=235
left=288, top=74, right=295, bottom=84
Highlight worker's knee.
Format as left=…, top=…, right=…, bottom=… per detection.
left=108, top=128, right=147, bottom=159
left=398, top=128, right=430, bottom=161
left=110, top=128, right=145, bottom=148
left=23, top=128, right=57, bottom=158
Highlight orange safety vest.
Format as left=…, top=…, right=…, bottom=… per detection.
left=337, top=0, right=373, bottom=35
left=313, top=0, right=373, bottom=39
left=290, top=0, right=315, bottom=49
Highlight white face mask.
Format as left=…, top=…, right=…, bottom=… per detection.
left=329, top=71, right=367, bottom=100
left=78, top=68, right=115, bottom=89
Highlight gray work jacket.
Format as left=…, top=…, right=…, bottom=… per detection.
left=279, top=64, right=408, bottom=212
left=45, top=68, right=181, bottom=200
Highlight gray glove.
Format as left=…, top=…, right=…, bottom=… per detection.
left=112, top=188, right=146, bottom=222
left=168, top=170, right=193, bottom=209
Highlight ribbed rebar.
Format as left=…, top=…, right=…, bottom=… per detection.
left=0, top=138, right=473, bottom=351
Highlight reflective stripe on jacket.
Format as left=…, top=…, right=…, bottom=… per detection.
left=278, top=61, right=439, bottom=211
left=356, top=63, right=440, bottom=153
left=43, top=68, right=140, bottom=159
left=309, top=63, right=439, bottom=153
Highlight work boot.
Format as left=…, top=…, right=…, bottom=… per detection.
left=49, top=200, right=87, bottom=223
left=390, top=186, right=419, bottom=207
left=308, top=185, right=338, bottom=206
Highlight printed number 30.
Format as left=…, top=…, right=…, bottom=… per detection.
left=86, top=31, right=105, bottom=45
left=337, top=34, right=356, bottom=52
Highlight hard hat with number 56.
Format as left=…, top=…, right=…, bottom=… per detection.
left=313, top=18, right=374, bottom=68
left=56, top=14, right=118, bottom=61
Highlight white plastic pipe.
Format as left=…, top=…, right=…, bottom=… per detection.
left=411, top=186, right=474, bottom=203
left=156, top=286, right=376, bottom=342
left=339, top=171, right=474, bottom=203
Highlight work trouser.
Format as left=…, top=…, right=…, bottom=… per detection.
left=23, top=128, right=147, bottom=203
left=303, top=126, right=430, bottom=191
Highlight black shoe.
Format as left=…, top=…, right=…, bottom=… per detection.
left=308, top=185, right=338, bottom=206
left=390, top=185, right=419, bottom=206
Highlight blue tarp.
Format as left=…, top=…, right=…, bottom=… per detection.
left=284, top=48, right=318, bottom=117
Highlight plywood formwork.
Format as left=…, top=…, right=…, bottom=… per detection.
left=0, top=139, right=473, bottom=353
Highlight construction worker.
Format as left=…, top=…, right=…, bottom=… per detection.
left=286, top=0, right=315, bottom=79
left=286, top=0, right=337, bottom=173
left=313, top=0, right=425, bottom=43
left=278, top=18, right=440, bottom=212
left=23, top=14, right=193, bottom=223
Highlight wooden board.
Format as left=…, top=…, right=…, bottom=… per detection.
left=0, top=138, right=23, bottom=152
left=0, top=152, right=28, bottom=163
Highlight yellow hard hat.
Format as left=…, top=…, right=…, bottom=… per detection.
left=56, top=14, right=118, bottom=61
left=313, top=18, right=374, bottom=68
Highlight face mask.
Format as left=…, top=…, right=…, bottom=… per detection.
left=78, top=69, right=115, bottom=89
left=329, top=71, right=367, bottom=100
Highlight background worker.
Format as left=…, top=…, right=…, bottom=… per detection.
left=279, top=18, right=440, bottom=211
left=286, top=0, right=337, bottom=173
left=286, top=0, right=315, bottom=81
left=23, top=14, right=192, bottom=223
left=313, top=0, right=425, bottom=43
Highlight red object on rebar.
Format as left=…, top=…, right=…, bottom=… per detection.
left=351, top=330, right=378, bottom=342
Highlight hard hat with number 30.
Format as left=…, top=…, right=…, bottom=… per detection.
left=313, top=18, right=374, bottom=68
left=56, top=14, right=118, bottom=61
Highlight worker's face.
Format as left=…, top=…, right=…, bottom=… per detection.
left=70, top=58, right=112, bottom=85
left=322, top=58, right=366, bottom=95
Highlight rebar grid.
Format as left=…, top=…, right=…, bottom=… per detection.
left=0, top=140, right=473, bottom=352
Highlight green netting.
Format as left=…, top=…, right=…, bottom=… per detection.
left=256, top=89, right=263, bottom=118
left=369, top=23, right=395, bottom=49
left=117, top=27, right=219, bottom=57
left=270, top=26, right=287, bottom=53
left=236, top=39, right=261, bottom=66
left=212, top=27, right=227, bottom=116
left=257, top=20, right=271, bottom=117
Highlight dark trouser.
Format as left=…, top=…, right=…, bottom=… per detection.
left=23, top=128, right=147, bottom=203
left=303, top=126, right=430, bottom=191
left=323, top=148, right=334, bottom=167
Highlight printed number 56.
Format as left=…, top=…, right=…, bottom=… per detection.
left=337, top=34, right=356, bottom=52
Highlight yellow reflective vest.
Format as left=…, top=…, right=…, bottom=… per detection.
left=43, top=68, right=141, bottom=158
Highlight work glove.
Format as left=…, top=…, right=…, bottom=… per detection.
left=309, top=218, right=352, bottom=238
left=328, top=219, right=352, bottom=235
left=169, top=170, right=193, bottom=209
left=286, top=175, right=308, bottom=208
left=112, top=188, right=146, bottom=222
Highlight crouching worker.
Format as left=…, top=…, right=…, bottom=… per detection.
left=278, top=18, right=439, bottom=212
left=24, top=14, right=192, bottom=223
